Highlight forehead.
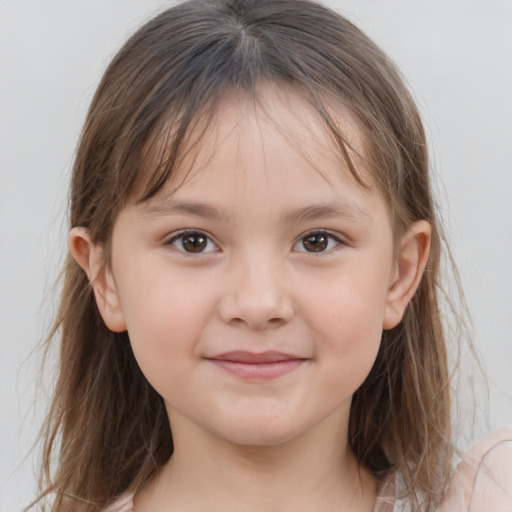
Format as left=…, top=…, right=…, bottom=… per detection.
left=139, top=86, right=373, bottom=204
left=127, top=89, right=393, bottom=242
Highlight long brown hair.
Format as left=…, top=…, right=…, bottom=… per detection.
left=34, top=0, right=458, bottom=510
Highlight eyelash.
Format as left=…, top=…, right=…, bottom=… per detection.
left=293, top=230, right=344, bottom=254
left=166, top=229, right=343, bottom=255
left=166, top=229, right=219, bottom=254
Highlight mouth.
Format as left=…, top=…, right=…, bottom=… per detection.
left=205, top=351, right=308, bottom=380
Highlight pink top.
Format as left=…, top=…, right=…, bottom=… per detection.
left=104, top=428, right=512, bottom=512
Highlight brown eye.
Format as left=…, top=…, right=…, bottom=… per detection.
left=295, top=231, right=341, bottom=253
left=302, top=233, right=329, bottom=252
left=182, top=233, right=207, bottom=253
left=169, top=231, right=217, bottom=254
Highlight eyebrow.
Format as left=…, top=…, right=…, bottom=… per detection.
left=142, top=200, right=227, bottom=222
left=282, top=203, right=371, bottom=224
left=141, top=199, right=371, bottom=225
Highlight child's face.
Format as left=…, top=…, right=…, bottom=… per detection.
left=100, top=91, right=409, bottom=448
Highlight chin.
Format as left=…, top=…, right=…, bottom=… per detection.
left=210, top=414, right=308, bottom=448
left=222, top=431, right=300, bottom=448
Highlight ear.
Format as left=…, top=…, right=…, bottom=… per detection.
left=68, top=227, right=127, bottom=332
left=383, top=220, right=431, bottom=330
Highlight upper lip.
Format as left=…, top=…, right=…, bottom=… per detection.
left=206, top=351, right=306, bottom=363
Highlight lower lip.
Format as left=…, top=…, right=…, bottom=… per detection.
left=208, top=359, right=305, bottom=380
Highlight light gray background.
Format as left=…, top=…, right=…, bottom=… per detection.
left=1, top=1, right=511, bottom=510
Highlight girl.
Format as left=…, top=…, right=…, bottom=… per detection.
left=33, top=0, right=511, bottom=511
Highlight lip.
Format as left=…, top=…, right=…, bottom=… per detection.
left=206, top=351, right=307, bottom=380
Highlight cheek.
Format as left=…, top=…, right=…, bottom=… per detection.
left=305, top=271, right=388, bottom=337
left=299, top=266, right=389, bottom=383
left=115, top=266, right=216, bottom=392
left=318, top=302, right=383, bottom=401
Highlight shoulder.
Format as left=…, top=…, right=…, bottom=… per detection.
left=441, top=428, right=512, bottom=512
left=99, top=433, right=512, bottom=512
left=102, top=494, right=134, bottom=512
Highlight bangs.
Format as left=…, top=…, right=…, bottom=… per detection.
left=90, top=0, right=389, bottom=218
left=128, top=82, right=373, bottom=211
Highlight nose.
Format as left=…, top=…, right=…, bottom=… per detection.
left=218, top=251, right=294, bottom=330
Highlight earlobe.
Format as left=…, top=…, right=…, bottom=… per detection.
left=383, top=220, right=431, bottom=330
left=68, top=227, right=127, bottom=333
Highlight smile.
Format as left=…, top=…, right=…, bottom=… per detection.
left=206, top=351, right=308, bottom=380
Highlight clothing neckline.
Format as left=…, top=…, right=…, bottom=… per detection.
left=107, top=473, right=397, bottom=512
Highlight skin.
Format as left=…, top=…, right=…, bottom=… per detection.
left=70, top=89, right=431, bottom=512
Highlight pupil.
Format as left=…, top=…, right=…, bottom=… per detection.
left=303, top=233, right=328, bottom=252
left=182, top=234, right=207, bottom=253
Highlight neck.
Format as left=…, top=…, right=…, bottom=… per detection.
left=135, top=409, right=376, bottom=512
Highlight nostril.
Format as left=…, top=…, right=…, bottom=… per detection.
left=218, top=266, right=294, bottom=328
left=219, top=299, right=294, bottom=330
left=268, top=317, right=286, bottom=327
left=227, top=315, right=287, bottom=330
